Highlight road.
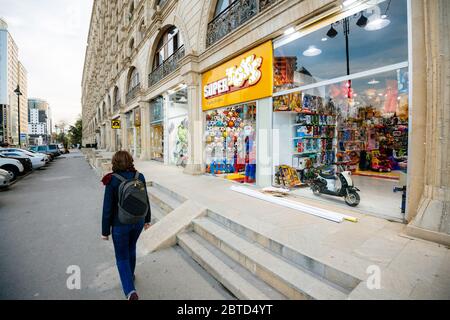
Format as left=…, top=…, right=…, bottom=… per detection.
left=0, top=150, right=233, bottom=300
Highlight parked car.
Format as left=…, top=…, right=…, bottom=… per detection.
left=0, top=149, right=47, bottom=169
left=35, top=145, right=60, bottom=158
left=1, top=147, right=50, bottom=163
left=48, top=144, right=62, bottom=156
left=29, top=146, right=54, bottom=161
left=0, top=154, right=33, bottom=173
left=0, top=156, right=25, bottom=180
left=0, top=168, right=13, bottom=189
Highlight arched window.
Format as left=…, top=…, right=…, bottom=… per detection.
left=128, top=68, right=140, bottom=91
left=113, top=86, right=120, bottom=110
left=213, top=0, right=231, bottom=18
left=129, top=2, right=135, bottom=21
left=153, top=26, right=183, bottom=70
left=129, top=38, right=135, bottom=55
left=139, top=20, right=146, bottom=42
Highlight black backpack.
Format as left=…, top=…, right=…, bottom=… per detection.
left=113, top=171, right=149, bottom=224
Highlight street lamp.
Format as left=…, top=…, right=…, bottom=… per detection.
left=13, top=85, right=23, bottom=147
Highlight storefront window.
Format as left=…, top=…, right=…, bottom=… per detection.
left=125, top=111, right=134, bottom=156
left=272, top=0, right=409, bottom=220
left=150, top=96, right=164, bottom=162
left=205, top=103, right=257, bottom=183
left=168, top=88, right=188, bottom=166
left=274, top=0, right=408, bottom=93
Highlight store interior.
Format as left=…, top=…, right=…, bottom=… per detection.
left=204, top=103, right=257, bottom=184
left=272, top=0, right=409, bottom=220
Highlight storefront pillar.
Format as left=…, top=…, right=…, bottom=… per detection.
left=256, top=97, right=273, bottom=188
left=183, top=72, right=203, bottom=175
left=120, top=112, right=128, bottom=152
left=406, top=0, right=450, bottom=245
left=140, top=101, right=151, bottom=161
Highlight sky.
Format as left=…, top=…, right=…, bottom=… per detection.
left=0, top=0, right=93, bottom=127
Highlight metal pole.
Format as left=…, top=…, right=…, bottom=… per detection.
left=17, top=93, right=21, bottom=147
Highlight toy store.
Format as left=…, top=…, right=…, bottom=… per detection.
left=271, top=0, right=410, bottom=220
left=202, top=41, right=274, bottom=184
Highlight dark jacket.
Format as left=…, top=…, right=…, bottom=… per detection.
left=101, top=171, right=151, bottom=236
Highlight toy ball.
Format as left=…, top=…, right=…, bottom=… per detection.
left=228, top=121, right=235, bottom=128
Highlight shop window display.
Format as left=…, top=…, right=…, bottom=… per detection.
left=168, top=88, right=188, bottom=166
left=125, top=111, right=134, bottom=156
left=150, top=97, right=164, bottom=162
left=204, top=103, right=256, bottom=183
left=272, top=0, right=409, bottom=219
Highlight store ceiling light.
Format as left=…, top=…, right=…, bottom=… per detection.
left=284, top=27, right=295, bottom=35
left=365, top=6, right=391, bottom=31
left=303, top=45, right=322, bottom=57
left=321, top=37, right=328, bottom=42
left=326, top=25, right=338, bottom=38
left=368, top=79, right=380, bottom=85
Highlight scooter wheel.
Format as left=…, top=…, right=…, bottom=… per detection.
left=345, top=191, right=360, bottom=207
left=311, top=185, right=321, bottom=196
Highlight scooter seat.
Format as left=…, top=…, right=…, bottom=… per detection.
left=319, top=172, right=337, bottom=180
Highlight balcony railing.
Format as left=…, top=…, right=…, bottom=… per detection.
left=126, top=83, right=141, bottom=103
left=148, top=45, right=185, bottom=88
left=206, top=0, right=280, bottom=47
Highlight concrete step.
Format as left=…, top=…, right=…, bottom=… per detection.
left=147, top=183, right=185, bottom=215
left=150, top=204, right=165, bottom=223
left=178, top=232, right=286, bottom=300
left=192, top=217, right=348, bottom=300
left=206, top=210, right=360, bottom=293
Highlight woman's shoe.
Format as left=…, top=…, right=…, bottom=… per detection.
left=127, top=291, right=139, bottom=300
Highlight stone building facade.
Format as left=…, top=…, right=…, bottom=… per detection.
left=81, top=0, right=449, bottom=245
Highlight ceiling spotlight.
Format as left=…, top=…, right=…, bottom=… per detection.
left=321, top=37, right=328, bottom=42
left=365, top=6, right=391, bottom=31
left=303, top=46, right=322, bottom=57
left=326, top=25, right=338, bottom=38
left=356, top=13, right=368, bottom=28
left=368, top=79, right=380, bottom=85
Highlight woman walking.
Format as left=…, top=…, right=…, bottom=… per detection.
left=101, top=151, right=151, bottom=300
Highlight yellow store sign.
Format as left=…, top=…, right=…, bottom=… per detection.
left=202, top=41, right=273, bottom=111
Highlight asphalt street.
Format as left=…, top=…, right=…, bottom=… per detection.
left=0, top=150, right=233, bottom=300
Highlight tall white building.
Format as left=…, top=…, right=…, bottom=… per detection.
left=0, top=17, right=28, bottom=146
left=28, top=98, right=52, bottom=145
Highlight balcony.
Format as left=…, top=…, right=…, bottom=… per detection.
left=206, top=0, right=280, bottom=48
left=126, top=83, right=141, bottom=103
left=148, top=45, right=185, bottom=88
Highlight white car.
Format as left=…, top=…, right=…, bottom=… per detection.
left=0, top=157, right=24, bottom=180
left=0, top=168, right=13, bottom=189
left=0, top=149, right=47, bottom=169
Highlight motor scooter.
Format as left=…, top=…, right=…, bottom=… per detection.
left=310, top=165, right=361, bottom=207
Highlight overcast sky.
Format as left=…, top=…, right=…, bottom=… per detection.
left=0, top=0, right=93, bottom=126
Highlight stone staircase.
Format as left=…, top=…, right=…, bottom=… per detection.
left=146, top=181, right=361, bottom=300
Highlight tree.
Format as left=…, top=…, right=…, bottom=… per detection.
left=68, top=118, right=82, bottom=147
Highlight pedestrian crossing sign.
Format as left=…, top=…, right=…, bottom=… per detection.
left=111, top=119, right=121, bottom=129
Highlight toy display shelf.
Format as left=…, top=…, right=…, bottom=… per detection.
left=292, top=137, right=333, bottom=140
left=292, top=124, right=336, bottom=127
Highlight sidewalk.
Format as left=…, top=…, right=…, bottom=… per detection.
left=133, top=160, right=450, bottom=300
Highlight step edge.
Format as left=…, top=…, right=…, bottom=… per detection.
left=204, top=210, right=361, bottom=290
left=193, top=219, right=347, bottom=300
left=177, top=232, right=274, bottom=300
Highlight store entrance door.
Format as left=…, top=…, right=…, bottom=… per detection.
left=150, top=123, right=164, bottom=162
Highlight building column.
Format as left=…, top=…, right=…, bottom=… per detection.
left=406, top=0, right=450, bottom=246
left=120, top=111, right=127, bottom=152
left=183, top=72, right=203, bottom=175
left=139, top=101, right=151, bottom=161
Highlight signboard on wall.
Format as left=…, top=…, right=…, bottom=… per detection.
left=201, top=41, right=273, bottom=111
left=111, top=119, right=121, bottom=129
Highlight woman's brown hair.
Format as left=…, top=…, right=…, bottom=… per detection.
left=112, top=151, right=136, bottom=172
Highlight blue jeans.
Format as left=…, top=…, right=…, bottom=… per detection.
left=112, top=221, right=144, bottom=297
